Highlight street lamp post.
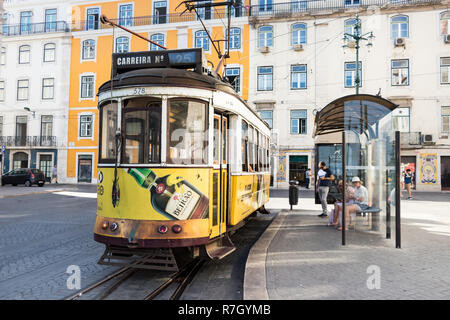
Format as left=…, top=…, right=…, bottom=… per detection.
left=342, top=14, right=375, bottom=95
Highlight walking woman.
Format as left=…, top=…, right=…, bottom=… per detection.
left=404, top=169, right=413, bottom=199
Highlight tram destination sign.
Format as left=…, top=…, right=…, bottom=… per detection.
left=112, top=48, right=205, bottom=76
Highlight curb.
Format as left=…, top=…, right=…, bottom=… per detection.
left=243, top=210, right=288, bottom=300
left=0, top=188, right=72, bottom=199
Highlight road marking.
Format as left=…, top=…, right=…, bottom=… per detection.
left=53, top=191, right=97, bottom=198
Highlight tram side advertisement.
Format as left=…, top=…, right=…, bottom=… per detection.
left=97, top=168, right=209, bottom=221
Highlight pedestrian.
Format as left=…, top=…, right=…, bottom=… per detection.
left=305, top=168, right=311, bottom=189
left=51, top=164, right=58, bottom=184
left=317, top=161, right=334, bottom=218
left=404, top=169, right=413, bottom=199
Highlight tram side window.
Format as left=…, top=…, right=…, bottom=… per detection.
left=213, top=117, right=220, bottom=164
left=242, top=121, right=248, bottom=172
left=168, top=99, right=208, bottom=164
left=100, top=101, right=118, bottom=162
left=123, top=98, right=161, bottom=164
left=266, top=136, right=270, bottom=171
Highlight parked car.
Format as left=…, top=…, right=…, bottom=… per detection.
left=1, top=168, right=46, bottom=187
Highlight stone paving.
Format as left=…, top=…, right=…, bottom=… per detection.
left=247, top=193, right=450, bottom=300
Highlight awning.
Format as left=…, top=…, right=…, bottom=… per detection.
left=314, top=94, right=398, bottom=137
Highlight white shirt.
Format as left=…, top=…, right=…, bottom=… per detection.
left=354, top=185, right=369, bottom=206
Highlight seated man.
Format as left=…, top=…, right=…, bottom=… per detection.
left=338, top=176, right=369, bottom=231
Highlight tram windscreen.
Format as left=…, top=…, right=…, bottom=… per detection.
left=168, top=99, right=207, bottom=164
left=123, top=98, right=161, bottom=164
left=100, top=101, right=118, bottom=161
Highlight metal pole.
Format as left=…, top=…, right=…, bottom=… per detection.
left=395, top=131, right=401, bottom=248
left=341, top=131, right=346, bottom=246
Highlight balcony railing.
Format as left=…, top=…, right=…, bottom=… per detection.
left=0, top=136, right=57, bottom=147
left=71, top=8, right=249, bottom=32
left=248, top=0, right=443, bottom=18
left=0, top=21, right=70, bottom=37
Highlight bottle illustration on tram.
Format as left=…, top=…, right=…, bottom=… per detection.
left=127, top=168, right=209, bottom=220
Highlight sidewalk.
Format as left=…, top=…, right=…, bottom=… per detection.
left=0, top=184, right=95, bottom=199
left=244, top=200, right=450, bottom=300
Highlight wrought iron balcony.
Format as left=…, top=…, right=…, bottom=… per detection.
left=0, top=21, right=70, bottom=37
left=248, top=0, right=443, bottom=19
left=0, top=136, right=57, bottom=147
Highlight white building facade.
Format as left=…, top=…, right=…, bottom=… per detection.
left=248, top=0, right=450, bottom=191
left=0, top=0, right=71, bottom=182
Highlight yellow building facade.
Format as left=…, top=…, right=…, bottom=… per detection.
left=67, top=0, right=250, bottom=183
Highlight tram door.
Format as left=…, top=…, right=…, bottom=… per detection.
left=211, top=114, right=228, bottom=238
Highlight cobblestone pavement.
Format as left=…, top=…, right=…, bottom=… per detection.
left=263, top=194, right=450, bottom=300
left=0, top=187, right=120, bottom=300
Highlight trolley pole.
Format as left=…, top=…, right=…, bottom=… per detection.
left=342, top=14, right=374, bottom=95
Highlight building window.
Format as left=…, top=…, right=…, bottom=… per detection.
left=257, top=66, right=273, bottom=91
left=229, top=3, right=243, bottom=17
left=195, top=30, right=209, bottom=51
left=43, top=43, right=56, bottom=62
left=82, top=39, right=95, bottom=60
left=42, top=78, right=54, bottom=100
left=16, top=116, right=27, bottom=146
left=392, top=107, right=410, bottom=132
left=150, top=33, right=165, bottom=50
left=391, top=15, right=409, bottom=39
left=344, top=61, right=362, bottom=87
left=292, top=23, right=306, bottom=45
left=80, top=115, right=93, bottom=137
left=440, top=11, right=450, bottom=35
left=258, top=110, right=273, bottom=129
left=440, top=57, right=450, bottom=84
left=228, top=28, right=241, bottom=49
left=258, top=25, right=273, bottom=47
left=291, top=0, right=307, bottom=11
left=0, top=81, right=4, bottom=102
left=197, top=0, right=212, bottom=20
left=45, top=8, right=57, bottom=32
left=442, top=106, right=450, bottom=133
left=20, top=11, right=32, bottom=34
left=1, top=47, right=6, bottom=65
left=153, top=1, right=167, bottom=24
left=258, top=0, right=273, bottom=12
left=345, top=18, right=360, bottom=36
left=19, top=45, right=31, bottom=64
left=0, top=116, right=3, bottom=136
left=80, top=76, right=94, bottom=98
left=291, top=64, right=307, bottom=89
left=115, top=36, right=129, bottom=53
left=86, top=8, right=100, bottom=30
left=290, top=110, right=307, bottom=134
left=41, top=115, right=53, bottom=145
left=17, top=79, right=29, bottom=101
left=344, top=0, right=360, bottom=6
left=2, top=13, right=8, bottom=35
left=391, top=59, right=409, bottom=86
left=225, top=67, right=240, bottom=93
left=119, top=4, right=133, bottom=27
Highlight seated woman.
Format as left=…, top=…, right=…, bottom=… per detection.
left=338, top=176, right=369, bottom=231
left=328, top=180, right=355, bottom=227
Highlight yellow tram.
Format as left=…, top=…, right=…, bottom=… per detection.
left=94, top=48, right=270, bottom=269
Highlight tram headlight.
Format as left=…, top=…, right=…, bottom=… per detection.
left=101, top=221, right=109, bottom=230
left=110, top=222, right=119, bottom=232
left=172, top=225, right=182, bottom=234
left=157, top=225, right=168, bottom=234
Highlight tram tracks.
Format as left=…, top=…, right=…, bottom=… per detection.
left=65, top=258, right=205, bottom=300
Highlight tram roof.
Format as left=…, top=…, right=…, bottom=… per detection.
left=314, top=94, right=398, bottom=137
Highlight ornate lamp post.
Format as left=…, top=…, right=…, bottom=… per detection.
left=342, top=14, right=375, bottom=94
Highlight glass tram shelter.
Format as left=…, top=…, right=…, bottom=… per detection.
left=314, top=94, right=401, bottom=247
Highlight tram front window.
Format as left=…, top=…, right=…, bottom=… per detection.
left=123, top=98, right=161, bottom=164
left=100, top=101, right=118, bottom=162
left=168, top=99, right=207, bottom=164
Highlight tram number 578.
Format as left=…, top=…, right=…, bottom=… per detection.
left=133, top=88, right=146, bottom=95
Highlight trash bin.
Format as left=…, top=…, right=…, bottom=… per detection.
left=289, top=183, right=299, bottom=210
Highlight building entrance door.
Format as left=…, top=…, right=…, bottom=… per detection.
left=441, top=156, right=450, bottom=190
left=289, top=155, right=308, bottom=187
left=39, top=155, right=52, bottom=182
left=401, top=156, right=416, bottom=189
left=78, top=155, right=92, bottom=183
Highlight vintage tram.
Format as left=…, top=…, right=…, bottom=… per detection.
left=94, top=48, right=271, bottom=270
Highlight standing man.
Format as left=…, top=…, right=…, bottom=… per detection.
left=305, top=168, right=311, bottom=189
left=51, top=164, right=58, bottom=184
left=317, top=161, right=334, bottom=218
